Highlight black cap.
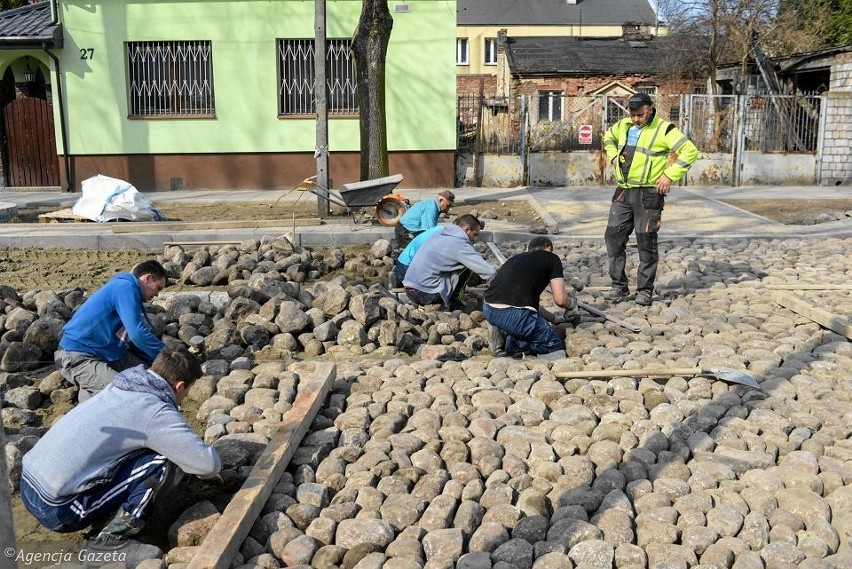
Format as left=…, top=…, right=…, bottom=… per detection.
left=627, top=92, right=653, bottom=109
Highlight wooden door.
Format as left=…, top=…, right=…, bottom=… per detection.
left=3, top=96, right=59, bottom=187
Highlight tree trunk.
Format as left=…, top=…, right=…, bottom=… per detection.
left=352, top=0, right=393, bottom=181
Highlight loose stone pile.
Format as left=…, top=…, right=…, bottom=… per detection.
left=2, top=236, right=852, bottom=569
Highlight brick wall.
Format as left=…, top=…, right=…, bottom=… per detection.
left=821, top=53, right=852, bottom=184
left=459, top=74, right=699, bottom=99
left=457, top=75, right=498, bottom=98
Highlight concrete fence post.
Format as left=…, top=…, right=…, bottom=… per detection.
left=0, top=391, right=18, bottom=568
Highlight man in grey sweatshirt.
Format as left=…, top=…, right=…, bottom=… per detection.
left=21, top=346, right=220, bottom=562
left=403, top=214, right=495, bottom=310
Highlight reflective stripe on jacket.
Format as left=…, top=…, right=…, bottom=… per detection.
left=603, top=114, right=698, bottom=188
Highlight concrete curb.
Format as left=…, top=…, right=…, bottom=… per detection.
left=1, top=185, right=850, bottom=249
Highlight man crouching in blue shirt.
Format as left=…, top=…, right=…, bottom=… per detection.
left=20, top=346, right=221, bottom=564
left=55, top=260, right=168, bottom=402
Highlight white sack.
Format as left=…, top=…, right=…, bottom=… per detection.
left=72, top=174, right=163, bottom=222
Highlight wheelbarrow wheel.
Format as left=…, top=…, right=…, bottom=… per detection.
left=376, top=196, right=407, bottom=227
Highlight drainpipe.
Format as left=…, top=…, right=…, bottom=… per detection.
left=44, top=0, right=72, bottom=191
left=43, top=48, right=71, bottom=191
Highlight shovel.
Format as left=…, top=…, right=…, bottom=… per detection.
left=553, top=366, right=761, bottom=389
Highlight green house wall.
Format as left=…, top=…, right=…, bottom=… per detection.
left=0, top=1, right=454, bottom=189
left=58, top=0, right=456, bottom=155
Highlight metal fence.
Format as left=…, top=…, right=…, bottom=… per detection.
left=457, top=92, right=822, bottom=156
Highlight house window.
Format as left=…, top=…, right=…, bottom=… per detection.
left=278, top=38, right=357, bottom=116
left=538, top=90, right=562, bottom=122
left=457, top=38, right=469, bottom=65
left=126, top=40, right=215, bottom=117
left=636, top=85, right=657, bottom=95
left=484, top=38, right=497, bottom=65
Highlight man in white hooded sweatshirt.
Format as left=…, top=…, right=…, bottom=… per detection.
left=21, top=346, right=221, bottom=563
left=402, top=214, right=495, bottom=311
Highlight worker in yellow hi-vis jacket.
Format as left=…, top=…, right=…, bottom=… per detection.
left=602, top=92, right=699, bottom=306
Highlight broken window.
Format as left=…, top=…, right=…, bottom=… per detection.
left=538, top=91, right=562, bottom=122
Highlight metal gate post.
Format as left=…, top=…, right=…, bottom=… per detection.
left=682, top=94, right=691, bottom=187
left=519, top=94, right=528, bottom=186
left=733, top=95, right=747, bottom=187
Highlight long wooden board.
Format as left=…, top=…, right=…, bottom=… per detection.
left=187, top=363, right=336, bottom=569
left=111, top=218, right=321, bottom=233
left=766, top=284, right=852, bottom=291
left=36, top=209, right=322, bottom=231
left=38, top=208, right=91, bottom=223
left=772, top=291, right=852, bottom=340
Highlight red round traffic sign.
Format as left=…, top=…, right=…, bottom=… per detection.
left=578, top=124, right=593, bottom=144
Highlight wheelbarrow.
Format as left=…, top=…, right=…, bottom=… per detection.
left=296, top=173, right=407, bottom=226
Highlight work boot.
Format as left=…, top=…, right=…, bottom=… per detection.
left=83, top=535, right=163, bottom=568
left=635, top=290, right=653, bottom=306
left=603, top=288, right=629, bottom=303
left=98, top=508, right=145, bottom=537
left=83, top=509, right=162, bottom=567
left=487, top=322, right=506, bottom=357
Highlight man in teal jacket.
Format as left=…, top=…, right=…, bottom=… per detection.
left=394, top=190, right=455, bottom=247
left=55, top=260, right=168, bottom=401
left=602, top=92, right=698, bottom=306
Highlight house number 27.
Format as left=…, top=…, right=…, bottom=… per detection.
left=80, top=48, right=94, bottom=60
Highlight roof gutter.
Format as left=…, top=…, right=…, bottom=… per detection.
left=0, top=33, right=61, bottom=49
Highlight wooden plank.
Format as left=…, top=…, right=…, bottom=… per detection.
left=163, top=240, right=244, bottom=246
left=110, top=218, right=322, bottom=233
left=772, top=291, right=852, bottom=340
left=555, top=367, right=704, bottom=379
left=38, top=208, right=92, bottom=223
left=0, top=392, right=18, bottom=569
left=187, top=363, right=336, bottom=569
left=766, top=284, right=852, bottom=291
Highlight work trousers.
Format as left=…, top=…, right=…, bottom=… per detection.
left=604, top=186, right=664, bottom=293
left=392, top=262, right=409, bottom=287
left=21, top=451, right=174, bottom=533
left=394, top=224, right=422, bottom=249
left=483, top=304, right=563, bottom=355
left=55, top=349, right=146, bottom=403
left=405, top=268, right=481, bottom=309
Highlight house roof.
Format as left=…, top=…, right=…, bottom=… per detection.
left=504, top=35, right=677, bottom=76
left=717, top=44, right=852, bottom=73
left=458, top=0, right=658, bottom=26
left=0, top=0, right=62, bottom=49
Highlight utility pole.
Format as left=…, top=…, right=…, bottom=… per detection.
left=314, top=0, right=330, bottom=218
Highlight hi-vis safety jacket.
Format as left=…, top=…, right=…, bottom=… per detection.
left=603, top=113, right=698, bottom=188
